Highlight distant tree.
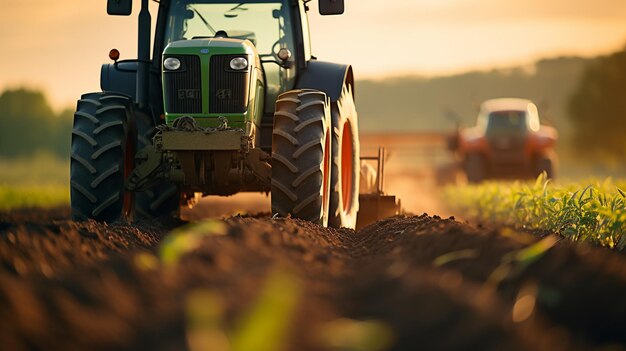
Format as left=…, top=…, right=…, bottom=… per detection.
left=0, top=88, right=72, bottom=158
left=568, top=48, right=626, bottom=160
left=50, top=108, right=73, bottom=157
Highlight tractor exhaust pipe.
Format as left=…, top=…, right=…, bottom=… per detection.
left=137, top=0, right=151, bottom=108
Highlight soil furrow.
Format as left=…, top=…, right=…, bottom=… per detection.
left=1, top=209, right=625, bottom=350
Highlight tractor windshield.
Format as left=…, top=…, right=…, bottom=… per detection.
left=165, top=0, right=294, bottom=58
left=485, top=111, right=529, bottom=135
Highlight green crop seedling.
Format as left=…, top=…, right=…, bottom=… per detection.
left=444, top=173, right=626, bottom=249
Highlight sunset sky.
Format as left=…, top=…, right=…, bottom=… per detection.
left=1, top=0, right=626, bottom=110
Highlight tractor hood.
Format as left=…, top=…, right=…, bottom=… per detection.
left=163, top=37, right=258, bottom=57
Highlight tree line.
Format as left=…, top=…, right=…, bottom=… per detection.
left=568, top=46, right=626, bottom=161
left=0, top=89, right=73, bottom=158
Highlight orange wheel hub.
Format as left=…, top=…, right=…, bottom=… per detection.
left=340, top=121, right=354, bottom=213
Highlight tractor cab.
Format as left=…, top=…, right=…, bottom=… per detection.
left=102, top=0, right=349, bottom=151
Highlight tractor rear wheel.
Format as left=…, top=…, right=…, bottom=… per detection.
left=328, top=85, right=361, bottom=229
left=134, top=110, right=180, bottom=220
left=271, top=89, right=332, bottom=226
left=328, top=85, right=360, bottom=229
left=70, top=92, right=136, bottom=222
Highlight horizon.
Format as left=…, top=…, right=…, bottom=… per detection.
left=1, top=0, right=626, bottom=110
left=0, top=52, right=605, bottom=112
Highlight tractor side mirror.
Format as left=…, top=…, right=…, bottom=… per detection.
left=107, top=0, right=133, bottom=16
left=319, top=0, right=344, bottom=15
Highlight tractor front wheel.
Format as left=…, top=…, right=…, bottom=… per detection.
left=465, top=153, right=486, bottom=183
left=271, top=89, right=332, bottom=226
left=134, top=110, right=181, bottom=220
left=70, top=92, right=136, bottom=222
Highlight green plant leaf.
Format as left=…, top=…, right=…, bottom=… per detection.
left=433, top=249, right=479, bottom=267
left=160, top=220, right=226, bottom=266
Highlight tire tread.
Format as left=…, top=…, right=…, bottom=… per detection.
left=271, top=89, right=331, bottom=225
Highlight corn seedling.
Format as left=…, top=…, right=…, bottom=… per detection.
left=444, top=174, right=626, bottom=249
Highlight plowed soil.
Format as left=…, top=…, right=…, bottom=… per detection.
left=1, top=207, right=626, bottom=351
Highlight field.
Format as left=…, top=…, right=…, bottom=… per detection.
left=0, top=154, right=69, bottom=210
left=2, top=142, right=626, bottom=350
left=2, top=207, right=626, bottom=350
left=2, top=176, right=626, bottom=348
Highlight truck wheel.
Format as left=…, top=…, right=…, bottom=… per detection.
left=70, top=92, right=136, bottom=222
left=134, top=110, right=180, bottom=219
left=465, top=153, right=485, bottom=183
left=536, top=154, right=556, bottom=179
left=328, top=85, right=360, bottom=229
left=271, top=89, right=332, bottom=226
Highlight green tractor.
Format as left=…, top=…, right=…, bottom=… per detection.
left=71, top=0, right=397, bottom=229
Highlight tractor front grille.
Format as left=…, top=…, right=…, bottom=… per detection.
left=163, top=55, right=202, bottom=114
left=209, top=55, right=250, bottom=114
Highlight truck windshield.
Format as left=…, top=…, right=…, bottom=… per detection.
left=486, top=111, right=528, bottom=135
left=164, top=0, right=294, bottom=58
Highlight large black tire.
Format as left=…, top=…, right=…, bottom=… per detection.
left=465, top=153, right=486, bottom=184
left=134, top=110, right=180, bottom=219
left=535, top=153, right=556, bottom=179
left=328, top=84, right=360, bottom=229
left=70, top=92, right=136, bottom=222
left=271, top=89, right=332, bottom=226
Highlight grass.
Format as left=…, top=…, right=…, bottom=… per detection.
left=0, top=153, right=69, bottom=210
left=0, top=184, right=69, bottom=210
left=443, top=173, right=626, bottom=250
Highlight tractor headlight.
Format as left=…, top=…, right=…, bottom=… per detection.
left=163, top=57, right=181, bottom=71
left=229, top=57, right=248, bottom=70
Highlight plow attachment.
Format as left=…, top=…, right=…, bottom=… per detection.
left=356, top=147, right=402, bottom=230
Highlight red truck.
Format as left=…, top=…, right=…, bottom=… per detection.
left=450, top=98, right=558, bottom=183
